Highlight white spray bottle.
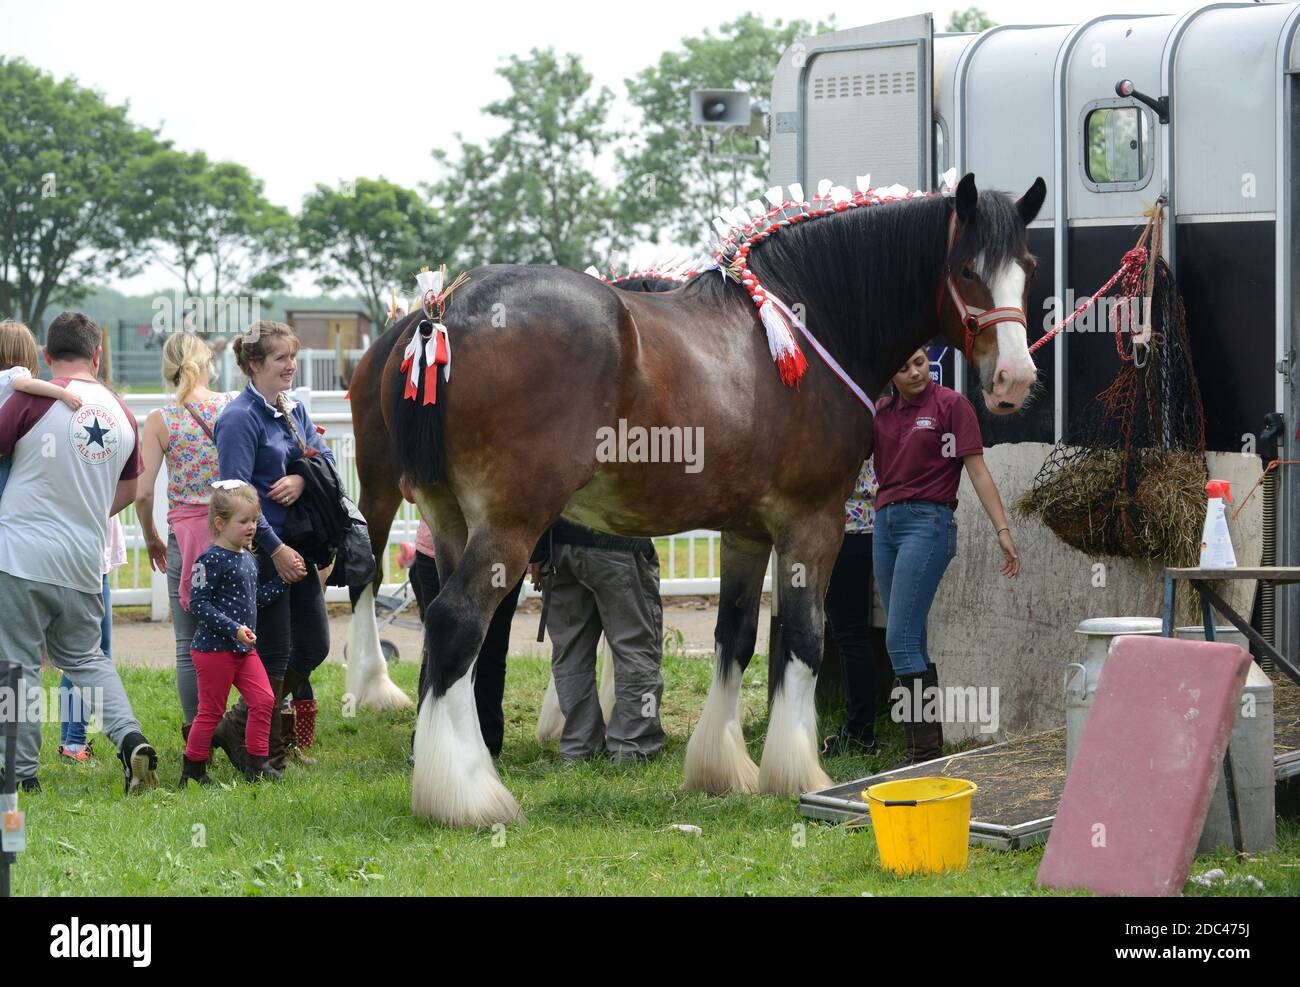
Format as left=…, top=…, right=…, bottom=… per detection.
left=1198, top=479, right=1237, bottom=569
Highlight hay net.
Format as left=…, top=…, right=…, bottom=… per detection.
left=1017, top=207, right=1208, bottom=566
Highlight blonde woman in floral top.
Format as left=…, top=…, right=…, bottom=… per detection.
left=822, top=457, right=882, bottom=756
left=136, top=333, right=233, bottom=742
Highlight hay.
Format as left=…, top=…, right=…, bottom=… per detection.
left=1016, top=448, right=1206, bottom=566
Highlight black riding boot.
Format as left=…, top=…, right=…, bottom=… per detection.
left=179, top=756, right=212, bottom=788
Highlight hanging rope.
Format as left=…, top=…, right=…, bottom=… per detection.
left=1027, top=204, right=1161, bottom=355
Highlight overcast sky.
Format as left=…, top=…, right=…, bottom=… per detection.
left=2, top=0, right=1174, bottom=293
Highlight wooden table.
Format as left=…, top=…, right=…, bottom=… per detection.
left=1161, top=567, right=1300, bottom=686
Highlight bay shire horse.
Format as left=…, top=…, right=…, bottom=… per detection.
left=354, top=174, right=1045, bottom=826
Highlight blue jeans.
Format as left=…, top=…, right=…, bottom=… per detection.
left=872, top=501, right=958, bottom=676
left=59, top=574, right=110, bottom=748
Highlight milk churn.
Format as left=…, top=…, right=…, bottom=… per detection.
left=1067, top=617, right=1164, bottom=770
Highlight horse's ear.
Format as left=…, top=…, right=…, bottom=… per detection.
left=1016, top=177, right=1047, bottom=226
left=955, top=173, right=978, bottom=224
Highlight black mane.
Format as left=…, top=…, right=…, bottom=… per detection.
left=682, top=188, right=1029, bottom=396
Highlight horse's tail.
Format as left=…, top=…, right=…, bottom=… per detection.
left=384, top=314, right=447, bottom=488
left=387, top=314, right=448, bottom=487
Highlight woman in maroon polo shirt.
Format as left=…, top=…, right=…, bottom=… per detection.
left=872, top=347, right=1020, bottom=765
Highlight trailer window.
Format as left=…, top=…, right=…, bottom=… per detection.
left=1085, top=106, right=1150, bottom=185
left=932, top=118, right=948, bottom=189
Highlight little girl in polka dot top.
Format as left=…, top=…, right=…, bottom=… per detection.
left=180, top=481, right=287, bottom=788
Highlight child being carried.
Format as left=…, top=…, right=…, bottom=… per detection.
left=0, top=320, right=83, bottom=498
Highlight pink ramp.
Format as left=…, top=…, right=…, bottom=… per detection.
left=1036, top=634, right=1250, bottom=896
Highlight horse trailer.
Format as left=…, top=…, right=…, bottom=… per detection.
left=770, top=4, right=1300, bottom=732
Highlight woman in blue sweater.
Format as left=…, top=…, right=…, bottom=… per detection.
left=210, top=321, right=335, bottom=771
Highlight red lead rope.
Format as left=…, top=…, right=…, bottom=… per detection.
left=1027, top=245, right=1149, bottom=355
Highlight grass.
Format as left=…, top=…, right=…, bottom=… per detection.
left=10, top=656, right=1299, bottom=896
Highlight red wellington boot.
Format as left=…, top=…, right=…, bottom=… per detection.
left=290, top=698, right=319, bottom=765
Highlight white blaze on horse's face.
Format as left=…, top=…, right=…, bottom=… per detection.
left=980, top=257, right=1036, bottom=415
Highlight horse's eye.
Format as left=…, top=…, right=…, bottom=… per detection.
left=961, top=266, right=975, bottom=280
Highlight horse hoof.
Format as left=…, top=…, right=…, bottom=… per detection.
left=756, top=760, right=833, bottom=797
left=412, top=678, right=524, bottom=827
left=356, top=676, right=414, bottom=711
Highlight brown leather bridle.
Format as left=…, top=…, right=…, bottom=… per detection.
left=939, top=211, right=1029, bottom=362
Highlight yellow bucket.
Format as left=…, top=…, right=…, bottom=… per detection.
left=863, top=777, right=978, bottom=875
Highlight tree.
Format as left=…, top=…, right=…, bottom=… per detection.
left=141, top=149, right=296, bottom=317
left=0, top=58, right=160, bottom=327
left=425, top=49, right=620, bottom=268
left=618, top=14, right=832, bottom=247
left=298, top=177, right=445, bottom=330
left=946, top=6, right=997, bottom=33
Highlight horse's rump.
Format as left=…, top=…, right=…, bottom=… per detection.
left=385, top=265, right=636, bottom=492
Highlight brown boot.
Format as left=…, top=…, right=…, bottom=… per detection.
left=266, top=677, right=289, bottom=773
left=924, top=663, right=944, bottom=751
left=891, top=671, right=944, bottom=769
left=903, top=718, right=943, bottom=766
left=211, top=702, right=249, bottom=773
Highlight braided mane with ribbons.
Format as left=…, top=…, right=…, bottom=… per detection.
left=710, top=172, right=955, bottom=409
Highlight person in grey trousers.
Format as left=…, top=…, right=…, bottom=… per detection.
left=0, top=312, right=158, bottom=794
left=534, top=520, right=665, bottom=764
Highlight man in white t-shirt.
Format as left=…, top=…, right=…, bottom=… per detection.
left=0, top=312, right=158, bottom=795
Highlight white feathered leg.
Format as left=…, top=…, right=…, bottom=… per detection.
left=345, top=585, right=414, bottom=711
left=535, top=675, right=564, bottom=743
left=413, top=670, right=523, bottom=826
left=683, top=655, right=759, bottom=795
left=758, top=659, right=831, bottom=795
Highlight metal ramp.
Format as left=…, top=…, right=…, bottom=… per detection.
left=800, top=712, right=1300, bottom=851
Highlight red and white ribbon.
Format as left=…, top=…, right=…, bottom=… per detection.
left=399, top=321, right=451, bottom=406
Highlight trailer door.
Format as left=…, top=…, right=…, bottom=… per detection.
left=769, top=13, right=934, bottom=193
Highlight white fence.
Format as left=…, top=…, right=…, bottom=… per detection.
left=115, top=388, right=754, bottom=619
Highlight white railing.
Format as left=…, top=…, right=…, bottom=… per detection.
left=115, top=388, right=748, bottom=618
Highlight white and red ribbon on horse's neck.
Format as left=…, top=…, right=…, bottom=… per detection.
left=710, top=175, right=951, bottom=418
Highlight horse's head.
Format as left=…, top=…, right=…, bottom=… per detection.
left=939, top=173, right=1046, bottom=415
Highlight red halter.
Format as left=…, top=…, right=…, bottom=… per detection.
left=939, top=212, right=1028, bottom=361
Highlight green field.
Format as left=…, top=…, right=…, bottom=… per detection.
left=9, top=656, right=1297, bottom=896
